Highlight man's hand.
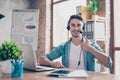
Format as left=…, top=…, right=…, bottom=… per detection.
left=81, top=36, right=91, bottom=51
left=50, top=61, right=64, bottom=68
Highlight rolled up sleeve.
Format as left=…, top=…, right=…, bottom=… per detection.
left=104, top=56, right=112, bottom=68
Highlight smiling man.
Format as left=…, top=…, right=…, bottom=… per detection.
left=40, top=14, right=112, bottom=72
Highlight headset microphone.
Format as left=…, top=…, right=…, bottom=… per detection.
left=80, top=30, right=85, bottom=36
left=79, top=30, right=85, bottom=42
left=80, top=31, right=83, bottom=33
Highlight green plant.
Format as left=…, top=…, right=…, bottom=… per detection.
left=87, top=0, right=101, bottom=15
left=0, top=41, right=22, bottom=61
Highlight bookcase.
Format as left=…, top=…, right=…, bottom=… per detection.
left=85, top=17, right=106, bottom=42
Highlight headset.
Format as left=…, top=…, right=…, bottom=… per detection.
left=66, top=14, right=86, bottom=34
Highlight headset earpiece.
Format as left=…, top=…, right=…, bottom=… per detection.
left=67, top=25, right=70, bottom=30
left=82, top=23, right=85, bottom=31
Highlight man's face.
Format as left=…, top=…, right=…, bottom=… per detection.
left=69, top=18, right=83, bottom=38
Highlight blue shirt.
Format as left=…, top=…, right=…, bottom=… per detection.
left=45, top=39, right=112, bottom=72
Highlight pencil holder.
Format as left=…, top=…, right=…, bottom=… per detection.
left=11, top=60, right=24, bottom=78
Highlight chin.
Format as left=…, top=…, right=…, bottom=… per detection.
left=72, top=35, right=79, bottom=38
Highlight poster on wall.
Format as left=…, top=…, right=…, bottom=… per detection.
left=11, top=9, right=39, bottom=50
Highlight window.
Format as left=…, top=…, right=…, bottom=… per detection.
left=52, top=0, right=86, bottom=47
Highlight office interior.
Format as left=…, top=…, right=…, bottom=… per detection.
left=0, top=0, right=119, bottom=75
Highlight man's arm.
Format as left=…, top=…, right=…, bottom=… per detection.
left=81, top=37, right=112, bottom=68
left=40, top=56, right=52, bottom=66
left=87, top=46, right=110, bottom=66
left=40, top=56, right=64, bottom=68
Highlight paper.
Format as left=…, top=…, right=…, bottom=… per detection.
left=59, top=70, right=88, bottom=78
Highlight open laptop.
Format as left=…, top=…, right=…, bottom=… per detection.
left=21, top=44, right=55, bottom=71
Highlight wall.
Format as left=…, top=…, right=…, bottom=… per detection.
left=0, top=0, right=29, bottom=44
left=35, top=0, right=47, bottom=62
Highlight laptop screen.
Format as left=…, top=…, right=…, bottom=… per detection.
left=21, top=44, right=37, bottom=70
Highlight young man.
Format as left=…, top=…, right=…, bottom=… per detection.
left=40, top=14, right=112, bottom=72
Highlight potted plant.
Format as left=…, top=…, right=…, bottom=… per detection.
left=87, top=0, right=101, bottom=18
left=0, top=41, right=22, bottom=61
left=0, top=41, right=23, bottom=78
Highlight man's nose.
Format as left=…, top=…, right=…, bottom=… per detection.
left=74, top=26, right=79, bottom=30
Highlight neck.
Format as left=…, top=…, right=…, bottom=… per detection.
left=72, top=36, right=82, bottom=46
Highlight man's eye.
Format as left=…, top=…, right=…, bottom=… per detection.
left=71, top=24, right=75, bottom=27
left=77, top=24, right=81, bottom=27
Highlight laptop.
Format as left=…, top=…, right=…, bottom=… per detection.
left=21, top=44, right=55, bottom=71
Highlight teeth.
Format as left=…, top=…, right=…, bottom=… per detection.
left=74, top=31, right=79, bottom=33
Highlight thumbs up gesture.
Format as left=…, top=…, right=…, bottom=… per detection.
left=81, top=36, right=91, bottom=51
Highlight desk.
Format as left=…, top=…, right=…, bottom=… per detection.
left=0, top=70, right=119, bottom=80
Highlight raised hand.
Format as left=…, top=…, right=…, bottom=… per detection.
left=81, top=36, right=91, bottom=51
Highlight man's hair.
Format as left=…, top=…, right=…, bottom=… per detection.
left=66, top=14, right=84, bottom=30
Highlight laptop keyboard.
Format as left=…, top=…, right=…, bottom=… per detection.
left=36, top=65, right=55, bottom=70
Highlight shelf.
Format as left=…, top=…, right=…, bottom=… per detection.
left=85, top=17, right=106, bottom=41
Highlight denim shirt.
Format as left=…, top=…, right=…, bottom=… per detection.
left=45, top=39, right=112, bottom=72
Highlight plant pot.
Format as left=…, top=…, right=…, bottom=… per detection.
left=0, top=60, right=11, bottom=75
left=92, top=15, right=98, bottom=19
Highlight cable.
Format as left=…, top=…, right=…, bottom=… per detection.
left=76, top=49, right=83, bottom=69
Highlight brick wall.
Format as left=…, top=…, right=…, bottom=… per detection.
left=36, top=0, right=47, bottom=62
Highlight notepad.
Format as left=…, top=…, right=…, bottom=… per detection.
left=47, top=70, right=88, bottom=78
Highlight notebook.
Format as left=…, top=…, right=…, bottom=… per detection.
left=21, top=44, right=54, bottom=71
left=47, top=69, right=88, bottom=78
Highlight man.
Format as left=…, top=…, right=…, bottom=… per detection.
left=40, top=14, right=112, bottom=72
